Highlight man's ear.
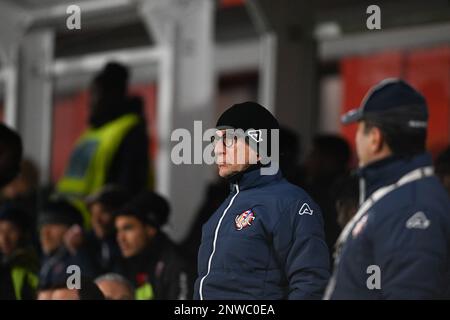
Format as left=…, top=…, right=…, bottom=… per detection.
left=145, top=225, right=157, bottom=239
left=370, top=126, right=384, bottom=153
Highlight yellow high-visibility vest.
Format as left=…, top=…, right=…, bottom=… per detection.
left=57, top=113, right=141, bottom=197
left=135, top=283, right=155, bottom=300
left=11, top=267, right=38, bottom=300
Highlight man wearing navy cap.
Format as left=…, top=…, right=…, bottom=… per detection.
left=325, top=79, right=450, bottom=299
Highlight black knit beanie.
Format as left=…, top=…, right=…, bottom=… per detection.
left=216, top=101, right=279, bottom=156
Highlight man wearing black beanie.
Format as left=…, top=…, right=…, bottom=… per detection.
left=194, top=102, right=330, bottom=300
left=114, top=191, right=192, bottom=300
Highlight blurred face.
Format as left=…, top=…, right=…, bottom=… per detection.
left=40, top=224, right=69, bottom=255
left=213, top=130, right=258, bottom=178
left=90, top=203, right=113, bottom=239
left=115, top=216, right=156, bottom=258
left=0, top=221, right=21, bottom=256
left=356, top=122, right=371, bottom=167
left=2, top=176, right=28, bottom=199
left=355, top=121, right=391, bottom=168
left=96, top=280, right=134, bottom=300
left=51, top=288, right=79, bottom=300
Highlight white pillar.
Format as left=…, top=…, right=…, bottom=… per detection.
left=139, top=0, right=215, bottom=242
left=0, top=1, right=31, bottom=129
left=247, top=0, right=318, bottom=157
left=17, top=30, right=54, bottom=185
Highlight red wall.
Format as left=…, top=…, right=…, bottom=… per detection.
left=340, top=46, right=450, bottom=158
left=51, top=91, right=89, bottom=182
left=405, top=47, right=450, bottom=156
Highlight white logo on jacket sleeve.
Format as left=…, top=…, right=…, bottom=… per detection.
left=406, top=211, right=430, bottom=229
left=298, top=203, right=313, bottom=215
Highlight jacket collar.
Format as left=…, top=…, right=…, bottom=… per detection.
left=227, top=164, right=282, bottom=191
left=357, top=152, right=433, bottom=200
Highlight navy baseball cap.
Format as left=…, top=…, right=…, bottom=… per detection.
left=341, top=79, right=428, bottom=129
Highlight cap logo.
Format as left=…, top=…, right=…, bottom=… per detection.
left=408, top=120, right=427, bottom=128
left=247, top=130, right=263, bottom=143
left=406, top=211, right=430, bottom=230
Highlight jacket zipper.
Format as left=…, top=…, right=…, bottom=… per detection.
left=199, top=183, right=240, bottom=300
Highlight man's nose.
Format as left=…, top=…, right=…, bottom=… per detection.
left=214, top=139, right=225, bottom=155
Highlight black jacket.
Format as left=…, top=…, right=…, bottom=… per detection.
left=106, top=99, right=150, bottom=193
left=39, top=246, right=95, bottom=289
left=92, top=96, right=150, bottom=194
left=118, top=233, right=193, bottom=300
left=78, top=232, right=122, bottom=278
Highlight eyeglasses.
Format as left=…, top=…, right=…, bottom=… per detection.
left=210, top=132, right=238, bottom=148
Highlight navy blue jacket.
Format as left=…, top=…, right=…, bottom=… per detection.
left=330, top=153, right=450, bottom=299
left=194, top=167, right=330, bottom=300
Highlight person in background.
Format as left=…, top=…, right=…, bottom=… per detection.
left=303, top=134, right=351, bottom=259
left=37, top=276, right=105, bottom=300
left=115, top=191, right=191, bottom=300
left=279, top=126, right=306, bottom=187
left=57, top=62, right=150, bottom=199
left=1, top=159, right=41, bottom=248
left=325, top=79, right=450, bottom=299
left=435, top=146, right=450, bottom=197
left=0, top=124, right=22, bottom=191
left=62, top=185, right=129, bottom=277
left=0, top=203, right=39, bottom=299
left=38, top=198, right=93, bottom=290
left=95, top=273, right=134, bottom=300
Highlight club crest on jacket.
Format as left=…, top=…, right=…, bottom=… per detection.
left=235, top=209, right=255, bottom=230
